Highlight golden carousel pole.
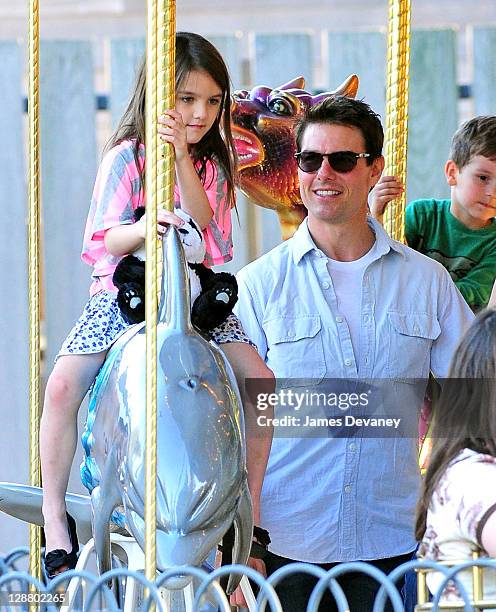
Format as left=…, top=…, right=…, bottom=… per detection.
left=28, top=0, right=42, bottom=582
left=144, top=0, right=176, bottom=589
left=383, top=0, right=412, bottom=242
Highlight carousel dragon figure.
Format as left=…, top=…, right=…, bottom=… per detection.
left=231, top=75, right=359, bottom=239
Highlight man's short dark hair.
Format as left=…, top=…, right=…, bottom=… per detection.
left=450, top=116, right=496, bottom=169
left=295, top=96, right=384, bottom=163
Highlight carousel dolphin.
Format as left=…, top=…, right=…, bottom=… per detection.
left=0, top=226, right=253, bottom=593
left=83, top=226, right=253, bottom=588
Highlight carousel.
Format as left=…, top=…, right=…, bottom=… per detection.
left=0, top=0, right=495, bottom=609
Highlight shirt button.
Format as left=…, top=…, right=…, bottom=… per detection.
left=322, top=281, right=330, bottom=289
left=336, top=316, right=343, bottom=323
left=363, top=315, right=369, bottom=322
left=344, top=358, right=352, bottom=366
left=414, top=324, right=420, bottom=334
left=344, top=485, right=351, bottom=493
left=349, top=443, right=356, bottom=452
left=287, top=330, right=295, bottom=338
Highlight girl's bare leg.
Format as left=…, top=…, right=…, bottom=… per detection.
left=40, top=352, right=107, bottom=557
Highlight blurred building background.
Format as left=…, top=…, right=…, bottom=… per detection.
left=1, top=0, right=495, bottom=552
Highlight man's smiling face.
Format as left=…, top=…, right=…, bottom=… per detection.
left=297, top=122, right=383, bottom=228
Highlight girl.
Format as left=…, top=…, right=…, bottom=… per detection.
left=415, top=308, right=496, bottom=606
left=41, top=31, right=273, bottom=578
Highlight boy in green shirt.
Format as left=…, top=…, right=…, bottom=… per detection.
left=370, top=116, right=496, bottom=311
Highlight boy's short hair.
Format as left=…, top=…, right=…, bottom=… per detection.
left=450, top=116, right=496, bottom=169
left=294, top=96, right=384, bottom=163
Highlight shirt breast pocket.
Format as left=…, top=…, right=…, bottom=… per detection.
left=387, top=312, right=441, bottom=381
left=264, top=315, right=326, bottom=386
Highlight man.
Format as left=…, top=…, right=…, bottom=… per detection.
left=234, top=96, right=474, bottom=611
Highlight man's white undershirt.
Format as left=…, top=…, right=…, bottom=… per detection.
left=326, top=240, right=379, bottom=359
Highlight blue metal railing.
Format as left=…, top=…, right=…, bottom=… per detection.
left=1, top=547, right=495, bottom=611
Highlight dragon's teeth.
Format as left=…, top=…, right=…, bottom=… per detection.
left=234, top=134, right=253, bottom=144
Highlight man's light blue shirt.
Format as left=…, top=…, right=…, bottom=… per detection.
left=235, top=217, right=474, bottom=563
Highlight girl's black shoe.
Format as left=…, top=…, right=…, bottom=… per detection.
left=43, top=512, right=79, bottom=580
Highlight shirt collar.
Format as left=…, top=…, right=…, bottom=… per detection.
left=291, top=215, right=405, bottom=265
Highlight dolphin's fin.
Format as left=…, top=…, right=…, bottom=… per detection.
left=0, top=482, right=93, bottom=543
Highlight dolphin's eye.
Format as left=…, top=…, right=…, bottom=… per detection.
left=267, top=96, right=294, bottom=116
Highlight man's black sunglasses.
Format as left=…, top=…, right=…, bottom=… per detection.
left=294, top=150, right=371, bottom=174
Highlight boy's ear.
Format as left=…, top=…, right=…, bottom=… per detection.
left=445, top=159, right=459, bottom=186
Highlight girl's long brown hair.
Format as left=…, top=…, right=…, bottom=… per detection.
left=106, top=32, right=237, bottom=208
left=415, top=308, right=496, bottom=541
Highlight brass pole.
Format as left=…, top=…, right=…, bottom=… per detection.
left=28, top=0, right=42, bottom=582
left=145, top=0, right=158, bottom=587
left=472, top=550, right=483, bottom=604
left=156, top=0, right=176, bottom=215
left=144, top=0, right=176, bottom=589
left=416, top=568, right=429, bottom=606
left=383, top=0, right=411, bottom=242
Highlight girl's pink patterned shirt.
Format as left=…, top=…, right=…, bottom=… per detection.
left=82, top=140, right=233, bottom=296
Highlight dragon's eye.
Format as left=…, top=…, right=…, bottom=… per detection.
left=267, top=96, right=293, bottom=116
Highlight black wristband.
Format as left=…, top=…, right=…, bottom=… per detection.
left=250, top=526, right=271, bottom=559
